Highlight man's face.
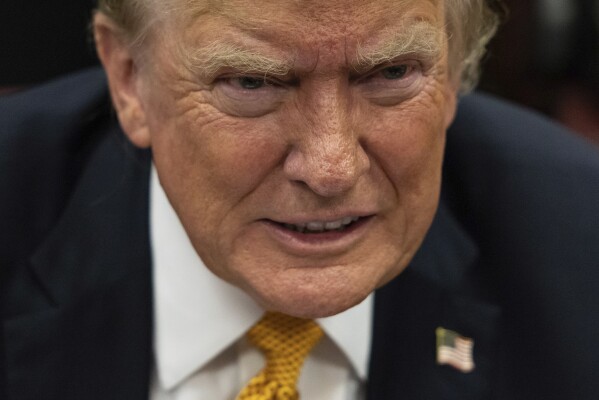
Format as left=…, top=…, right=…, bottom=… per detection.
left=127, top=0, right=456, bottom=317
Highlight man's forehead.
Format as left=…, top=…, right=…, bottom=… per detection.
left=175, top=0, right=446, bottom=73
left=171, top=0, right=445, bottom=77
left=207, top=0, right=444, bottom=29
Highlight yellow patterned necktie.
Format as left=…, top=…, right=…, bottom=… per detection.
left=236, top=312, right=324, bottom=400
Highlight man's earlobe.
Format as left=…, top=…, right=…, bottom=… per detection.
left=444, top=88, right=459, bottom=129
left=93, top=13, right=151, bottom=148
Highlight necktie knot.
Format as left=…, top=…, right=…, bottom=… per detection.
left=237, top=312, right=324, bottom=400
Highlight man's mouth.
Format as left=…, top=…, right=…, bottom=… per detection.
left=262, top=214, right=375, bottom=254
left=280, top=216, right=362, bottom=234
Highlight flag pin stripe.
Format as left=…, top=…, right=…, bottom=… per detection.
left=436, top=327, right=475, bottom=373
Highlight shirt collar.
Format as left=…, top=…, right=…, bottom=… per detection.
left=150, top=165, right=372, bottom=390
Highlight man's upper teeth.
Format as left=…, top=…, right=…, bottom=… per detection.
left=289, top=216, right=359, bottom=232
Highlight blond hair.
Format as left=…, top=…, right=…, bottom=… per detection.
left=96, top=0, right=504, bottom=93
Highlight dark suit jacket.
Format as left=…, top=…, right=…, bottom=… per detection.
left=2, top=69, right=599, bottom=399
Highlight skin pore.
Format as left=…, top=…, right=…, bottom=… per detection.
left=95, top=0, right=458, bottom=318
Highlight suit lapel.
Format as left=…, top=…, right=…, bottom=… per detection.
left=367, top=200, right=502, bottom=399
left=4, top=121, right=153, bottom=400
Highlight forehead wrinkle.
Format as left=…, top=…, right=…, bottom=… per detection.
left=354, top=20, right=445, bottom=72
left=208, top=0, right=296, bottom=34
left=184, top=40, right=294, bottom=78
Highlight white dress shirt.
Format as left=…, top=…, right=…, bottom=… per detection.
left=149, top=166, right=373, bottom=400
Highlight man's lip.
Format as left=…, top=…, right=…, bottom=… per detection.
left=267, top=215, right=364, bottom=233
left=258, top=215, right=375, bottom=257
left=267, top=212, right=376, bottom=225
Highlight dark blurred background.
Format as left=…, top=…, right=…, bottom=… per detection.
left=1, top=0, right=598, bottom=144
left=0, top=0, right=97, bottom=90
left=479, top=0, right=599, bottom=145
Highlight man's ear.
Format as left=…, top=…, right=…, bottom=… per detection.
left=93, top=12, right=151, bottom=148
left=444, top=86, right=459, bottom=129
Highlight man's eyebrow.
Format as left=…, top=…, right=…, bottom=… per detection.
left=354, top=20, right=445, bottom=72
left=184, top=41, right=294, bottom=78
left=182, top=21, right=443, bottom=78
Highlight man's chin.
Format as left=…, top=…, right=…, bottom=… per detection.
left=249, top=282, right=372, bottom=319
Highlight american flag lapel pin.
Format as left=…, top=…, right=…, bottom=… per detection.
left=436, top=327, right=475, bottom=373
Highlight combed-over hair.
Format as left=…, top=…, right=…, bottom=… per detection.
left=96, top=0, right=505, bottom=93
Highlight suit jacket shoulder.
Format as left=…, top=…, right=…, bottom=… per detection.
left=1, top=68, right=113, bottom=267
left=1, top=68, right=153, bottom=400
left=440, top=93, right=599, bottom=398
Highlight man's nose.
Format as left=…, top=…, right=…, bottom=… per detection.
left=283, top=93, right=370, bottom=197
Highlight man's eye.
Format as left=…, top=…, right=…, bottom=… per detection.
left=358, top=62, right=423, bottom=106
left=236, top=76, right=267, bottom=90
left=381, top=65, right=409, bottom=80
left=213, top=74, right=287, bottom=117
